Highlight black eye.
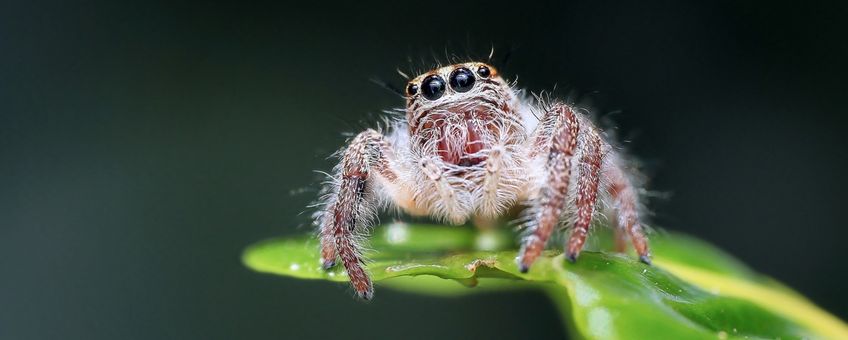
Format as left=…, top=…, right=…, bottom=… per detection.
left=421, top=75, right=446, bottom=100
left=477, top=65, right=491, bottom=78
left=406, top=83, right=418, bottom=96
left=449, top=68, right=475, bottom=92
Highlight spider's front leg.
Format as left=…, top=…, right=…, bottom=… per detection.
left=565, top=126, right=603, bottom=262
left=517, top=103, right=579, bottom=272
left=318, top=129, right=407, bottom=300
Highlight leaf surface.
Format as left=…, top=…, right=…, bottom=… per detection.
left=243, top=223, right=847, bottom=339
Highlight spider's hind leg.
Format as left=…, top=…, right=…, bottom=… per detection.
left=603, top=156, right=652, bottom=265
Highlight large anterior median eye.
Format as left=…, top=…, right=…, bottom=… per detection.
left=421, top=75, right=446, bottom=100
left=449, top=67, right=475, bottom=92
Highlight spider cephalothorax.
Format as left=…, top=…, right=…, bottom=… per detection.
left=315, top=62, right=651, bottom=299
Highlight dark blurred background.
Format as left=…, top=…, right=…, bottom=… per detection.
left=2, top=1, right=847, bottom=339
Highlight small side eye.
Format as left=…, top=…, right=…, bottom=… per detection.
left=477, top=65, right=491, bottom=78
left=421, top=75, right=446, bottom=100
left=449, top=68, right=475, bottom=93
left=406, top=83, right=419, bottom=96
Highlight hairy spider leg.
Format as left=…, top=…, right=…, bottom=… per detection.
left=518, top=104, right=579, bottom=272
left=319, top=129, right=413, bottom=299
left=604, top=158, right=652, bottom=264
left=566, top=126, right=603, bottom=262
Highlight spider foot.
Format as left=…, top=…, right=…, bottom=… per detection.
left=321, top=259, right=336, bottom=270
left=357, top=287, right=374, bottom=301
left=565, top=252, right=579, bottom=263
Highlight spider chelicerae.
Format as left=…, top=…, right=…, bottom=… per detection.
left=314, top=62, right=651, bottom=299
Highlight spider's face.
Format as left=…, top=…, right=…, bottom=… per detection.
left=405, top=62, right=516, bottom=166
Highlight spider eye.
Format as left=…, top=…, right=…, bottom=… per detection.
left=406, top=83, right=419, bottom=96
left=449, top=68, right=475, bottom=92
left=477, top=65, right=491, bottom=78
left=421, top=75, right=446, bottom=100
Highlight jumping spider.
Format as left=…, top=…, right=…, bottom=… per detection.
left=315, top=62, right=651, bottom=299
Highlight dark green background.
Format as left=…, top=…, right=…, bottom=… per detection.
left=2, top=1, right=846, bottom=339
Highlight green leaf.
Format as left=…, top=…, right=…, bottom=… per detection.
left=243, top=223, right=848, bottom=339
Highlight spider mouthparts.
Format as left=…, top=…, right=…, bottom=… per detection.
left=436, top=115, right=488, bottom=166
left=639, top=255, right=652, bottom=266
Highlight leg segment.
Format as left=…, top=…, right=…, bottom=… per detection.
left=518, top=104, right=579, bottom=272
left=418, top=157, right=470, bottom=225
left=331, top=175, right=371, bottom=298
left=565, top=129, right=603, bottom=262
left=478, top=145, right=505, bottom=218
left=613, top=227, right=628, bottom=253
left=604, top=159, right=651, bottom=264
left=318, top=129, right=405, bottom=299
